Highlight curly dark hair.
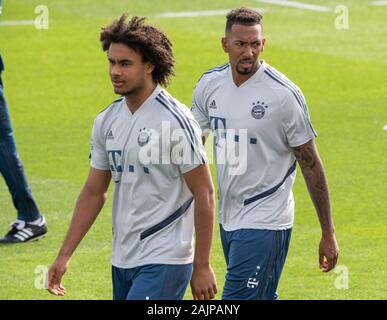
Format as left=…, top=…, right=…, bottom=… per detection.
left=225, top=7, right=263, bottom=33
left=100, top=13, right=175, bottom=87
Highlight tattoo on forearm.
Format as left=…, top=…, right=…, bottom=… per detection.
left=293, top=142, right=334, bottom=233
left=293, top=144, right=316, bottom=170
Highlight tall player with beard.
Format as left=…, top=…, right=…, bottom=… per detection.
left=192, top=7, right=339, bottom=300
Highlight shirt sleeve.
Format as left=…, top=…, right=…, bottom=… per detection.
left=281, top=88, right=317, bottom=148
left=90, top=117, right=110, bottom=170
left=191, top=80, right=211, bottom=136
left=171, top=117, right=209, bottom=174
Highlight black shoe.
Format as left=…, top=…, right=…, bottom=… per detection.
left=0, top=216, right=48, bottom=244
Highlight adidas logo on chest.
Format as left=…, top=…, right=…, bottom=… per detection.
left=209, top=100, right=217, bottom=109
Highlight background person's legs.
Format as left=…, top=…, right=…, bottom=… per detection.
left=0, top=78, right=41, bottom=222
left=0, top=72, right=47, bottom=243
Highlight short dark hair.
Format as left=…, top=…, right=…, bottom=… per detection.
left=100, top=13, right=175, bottom=87
left=225, top=7, right=263, bottom=34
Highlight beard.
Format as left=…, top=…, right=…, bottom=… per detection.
left=236, top=59, right=258, bottom=75
left=236, top=66, right=254, bottom=75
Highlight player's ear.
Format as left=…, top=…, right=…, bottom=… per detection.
left=261, top=37, right=266, bottom=52
left=146, top=63, right=155, bottom=74
left=221, top=37, right=229, bottom=53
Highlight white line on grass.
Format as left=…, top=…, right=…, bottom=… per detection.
left=0, top=20, right=35, bottom=26
left=256, top=0, right=331, bottom=12
left=157, top=8, right=267, bottom=18
left=384, top=124, right=387, bottom=131
left=371, top=1, right=387, bottom=6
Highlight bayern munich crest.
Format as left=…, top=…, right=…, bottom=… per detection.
left=251, top=100, right=268, bottom=119
left=138, top=128, right=151, bottom=146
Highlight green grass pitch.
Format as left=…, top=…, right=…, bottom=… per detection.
left=0, top=0, right=386, bottom=299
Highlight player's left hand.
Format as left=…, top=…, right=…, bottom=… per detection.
left=319, top=233, right=340, bottom=272
left=190, top=264, right=217, bottom=300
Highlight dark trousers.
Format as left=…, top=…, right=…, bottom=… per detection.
left=220, top=225, right=292, bottom=300
left=112, top=264, right=192, bottom=300
left=0, top=73, right=40, bottom=221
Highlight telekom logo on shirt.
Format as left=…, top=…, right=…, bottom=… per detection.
left=137, top=121, right=248, bottom=176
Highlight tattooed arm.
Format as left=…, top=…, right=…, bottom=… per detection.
left=293, top=139, right=339, bottom=272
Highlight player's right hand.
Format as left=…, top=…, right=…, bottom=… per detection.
left=46, top=256, right=69, bottom=296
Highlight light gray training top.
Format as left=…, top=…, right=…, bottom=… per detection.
left=91, top=85, right=207, bottom=268
left=192, top=61, right=316, bottom=231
